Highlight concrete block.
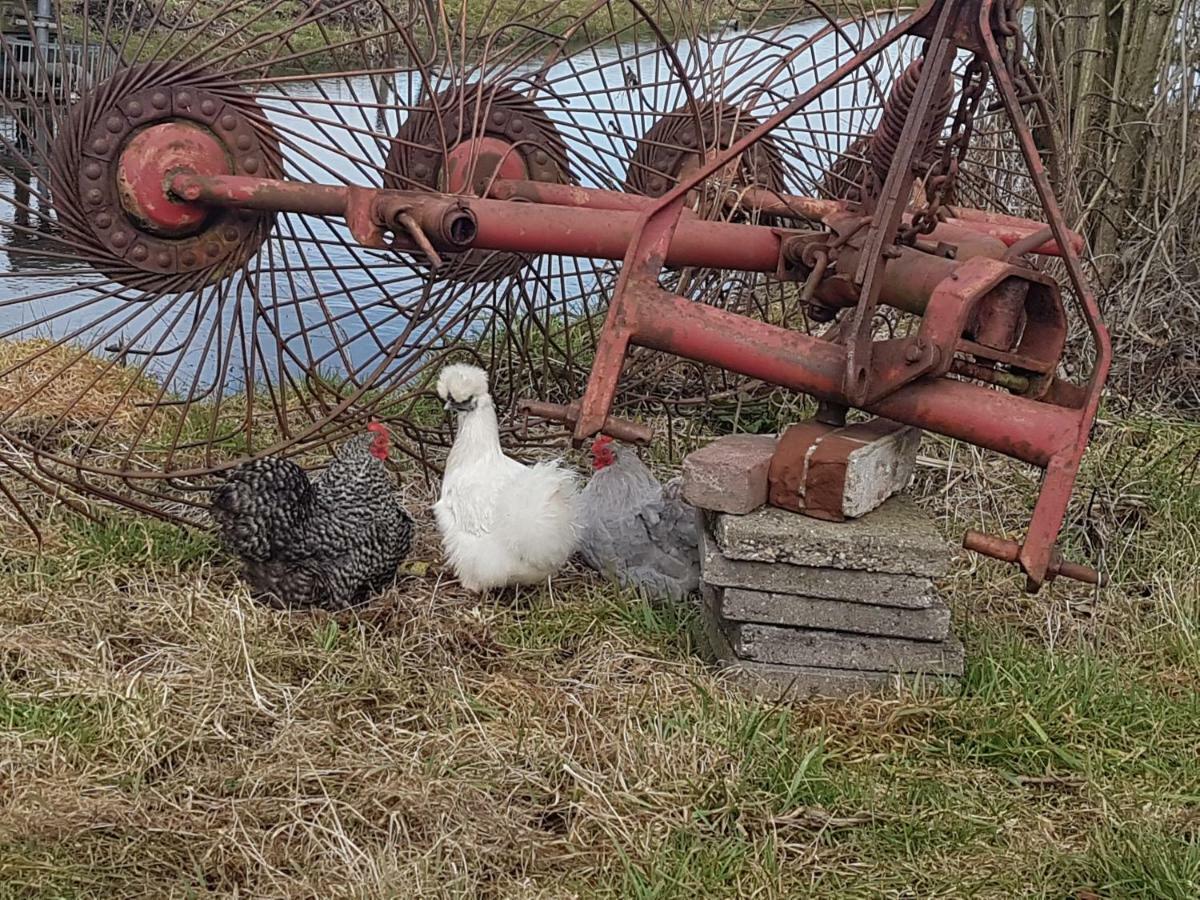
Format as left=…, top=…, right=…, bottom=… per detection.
left=711, top=494, right=953, bottom=577
left=727, top=622, right=965, bottom=675
left=699, top=523, right=937, bottom=608
left=682, top=434, right=778, bottom=515
left=698, top=583, right=737, bottom=662
left=716, top=585, right=951, bottom=642
left=715, top=658, right=953, bottom=700
left=699, top=589, right=955, bottom=699
left=769, top=418, right=921, bottom=521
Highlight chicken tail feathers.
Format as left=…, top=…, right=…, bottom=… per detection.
left=210, top=457, right=314, bottom=561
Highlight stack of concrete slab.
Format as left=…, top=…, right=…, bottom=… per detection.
left=682, top=425, right=962, bottom=699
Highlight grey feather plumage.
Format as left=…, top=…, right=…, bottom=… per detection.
left=210, top=433, right=413, bottom=610
left=578, top=447, right=699, bottom=602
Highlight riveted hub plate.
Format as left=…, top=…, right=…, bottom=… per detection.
left=55, top=68, right=281, bottom=286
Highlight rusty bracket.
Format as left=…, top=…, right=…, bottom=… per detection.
left=775, top=229, right=831, bottom=282
left=845, top=0, right=958, bottom=408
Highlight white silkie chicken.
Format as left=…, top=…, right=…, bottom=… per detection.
left=433, top=363, right=582, bottom=593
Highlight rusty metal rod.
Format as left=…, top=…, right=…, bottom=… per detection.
left=489, top=180, right=1079, bottom=259
left=963, top=530, right=1101, bottom=586
left=170, top=172, right=785, bottom=272
left=168, top=171, right=1089, bottom=467
left=516, top=399, right=652, bottom=445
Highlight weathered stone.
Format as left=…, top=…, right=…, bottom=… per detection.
left=682, top=434, right=778, bottom=515
left=727, top=621, right=964, bottom=675
left=699, top=589, right=957, bottom=699
left=699, top=523, right=937, bottom=607
left=711, top=494, right=953, bottom=577
left=716, top=586, right=951, bottom=642
left=698, top=583, right=738, bottom=662
left=715, top=658, right=953, bottom=700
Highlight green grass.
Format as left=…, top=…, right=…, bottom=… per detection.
left=0, top=415, right=1197, bottom=896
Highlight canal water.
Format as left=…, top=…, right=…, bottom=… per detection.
left=0, top=14, right=919, bottom=394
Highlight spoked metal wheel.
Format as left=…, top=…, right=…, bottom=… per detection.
left=0, top=0, right=1039, bottom=532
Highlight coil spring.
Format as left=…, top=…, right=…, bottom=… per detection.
left=868, top=56, right=955, bottom=189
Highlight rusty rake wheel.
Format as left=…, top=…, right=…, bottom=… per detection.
left=0, top=0, right=1056, bottom=532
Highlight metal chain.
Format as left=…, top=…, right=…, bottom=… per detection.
left=998, top=0, right=1044, bottom=110
left=901, top=53, right=989, bottom=241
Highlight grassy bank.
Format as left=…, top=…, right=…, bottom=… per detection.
left=63, top=0, right=910, bottom=78
left=1, top=410, right=1197, bottom=897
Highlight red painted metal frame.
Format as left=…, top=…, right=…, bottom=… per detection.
left=149, top=0, right=1110, bottom=591
left=563, top=0, right=1110, bottom=591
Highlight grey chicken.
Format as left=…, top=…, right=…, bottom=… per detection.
left=577, top=435, right=699, bottom=602
left=210, top=422, right=413, bottom=610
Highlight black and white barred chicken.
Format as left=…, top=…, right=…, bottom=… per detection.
left=210, top=422, right=413, bottom=610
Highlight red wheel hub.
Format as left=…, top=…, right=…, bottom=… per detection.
left=442, top=136, right=529, bottom=195
left=116, top=121, right=232, bottom=235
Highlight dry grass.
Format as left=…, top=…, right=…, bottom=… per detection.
left=1, top=411, right=1198, bottom=898
left=0, top=339, right=163, bottom=433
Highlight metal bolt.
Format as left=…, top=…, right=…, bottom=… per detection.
left=86, top=188, right=102, bottom=204
left=131, top=245, right=149, bottom=261
left=151, top=91, right=168, bottom=109
left=95, top=213, right=112, bottom=229
left=84, top=162, right=102, bottom=179
left=178, top=91, right=192, bottom=106
left=181, top=251, right=197, bottom=266
left=490, top=110, right=507, bottom=125
left=128, top=101, right=143, bottom=117
left=111, top=231, right=129, bottom=248
left=222, top=227, right=239, bottom=242
left=220, top=114, right=237, bottom=131
left=509, top=119, right=525, bottom=135
left=206, top=242, right=221, bottom=258
left=105, top=115, right=124, bottom=133
left=156, top=252, right=171, bottom=267
left=413, top=163, right=429, bottom=178
left=200, top=99, right=216, bottom=116
left=236, top=134, right=252, bottom=151
left=91, top=138, right=109, bottom=154
left=533, top=150, right=549, bottom=165
left=905, top=340, right=925, bottom=364
left=242, top=157, right=259, bottom=174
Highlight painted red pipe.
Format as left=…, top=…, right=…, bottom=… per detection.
left=171, top=173, right=785, bottom=272
left=632, top=285, right=1078, bottom=468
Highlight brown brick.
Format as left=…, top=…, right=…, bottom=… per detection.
left=769, top=418, right=921, bottom=521
left=682, top=434, right=778, bottom=515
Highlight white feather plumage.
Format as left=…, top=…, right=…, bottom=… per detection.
left=433, top=364, right=581, bottom=592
